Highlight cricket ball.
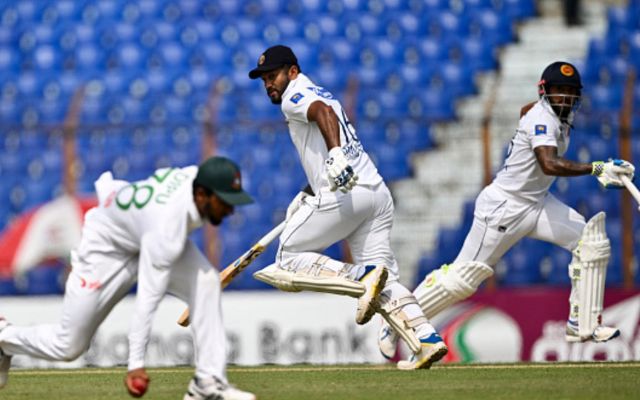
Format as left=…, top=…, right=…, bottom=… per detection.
left=130, top=377, right=148, bottom=397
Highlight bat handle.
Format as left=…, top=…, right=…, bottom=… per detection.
left=177, top=309, right=190, bottom=327
left=620, top=175, right=640, bottom=211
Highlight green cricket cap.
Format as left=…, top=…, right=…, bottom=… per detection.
left=194, top=157, right=254, bottom=206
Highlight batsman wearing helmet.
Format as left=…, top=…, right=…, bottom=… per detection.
left=379, top=61, right=636, bottom=359
left=0, top=157, right=256, bottom=400
left=249, top=45, right=447, bottom=370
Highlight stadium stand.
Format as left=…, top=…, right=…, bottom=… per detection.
left=4, top=0, right=636, bottom=295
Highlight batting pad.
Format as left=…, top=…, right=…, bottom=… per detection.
left=414, top=261, right=493, bottom=319
left=253, top=264, right=366, bottom=297
left=573, top=212, right=610, bottom=339
left=377, top=294, right=425, bottom=353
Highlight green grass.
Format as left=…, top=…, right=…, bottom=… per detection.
left=1, top=363, right=639, bottom=400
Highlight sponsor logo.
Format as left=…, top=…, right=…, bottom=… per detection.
left=307, top=86, right=334, bottom=99
left=258, top=54, right=265, bottom=65
left=290, top=92, right=304, bottom=104
left=342, top=140, right=363, bottom=160
left=560, top=64, right=574, bottom=77
left=535, top=124, right=547, bottom=135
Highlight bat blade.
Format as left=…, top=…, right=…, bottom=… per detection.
left=220, top=244, right=266, bottom=288
left=177, top=221, right=285, bottom=327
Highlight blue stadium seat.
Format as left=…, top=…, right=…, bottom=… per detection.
left=434, top=62, right=476, bottom=97
left=0, top=99, right=20, bottom=124
left=586, top=83, right=623, bottom=113
left=73, top=42, right=106, bottom=70
left=461, top=0, right=494, bottom=14
left=426, top=11, right=469, bottom=38
left=499, top=0, right=537, bottom=21
left=303, top=14, right=340, bottom=42
left=370, top=142, right=410, bottom=181
left=111, top=42, right=148, bottom=70
left=409, top=88, right=456, bottom=122
left=469, top=9, right=515, bottom=45
left=501, top=241, right=543, bottom=286
left=384, top=12, right=427, bottom=38
left=435, top=227, right=466, bottom=263
left=545, top=247, right=571, bottom=285
left=458, top=38, right=497, bottom=71
left=606, top=217, right=623, bottom=285
left=0, top=46, right=20, bottom=73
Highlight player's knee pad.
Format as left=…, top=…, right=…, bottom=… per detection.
left=377, top=293, right=425, bottom=353
left=571, top=212, right=610, bottom=338
left=414, top=261, right=493, bottom=319
left=253, top=258, right=366, bottom=298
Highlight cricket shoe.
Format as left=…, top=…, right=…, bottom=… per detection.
left=355, top=265, right=388, bottom=325
left=565, top=320, right=620, bottom=343
left=184, top=376, right=256, bottom=400
left=378, top=322, right=399, bottom=359
left=0, top=317, right=11, bottom=389
left=397, top=333, right=448, bottom=370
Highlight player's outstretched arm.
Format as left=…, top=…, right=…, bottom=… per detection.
left=534, top=145, right=593, bottom=176
left=534, top=146, right=635, bottom=188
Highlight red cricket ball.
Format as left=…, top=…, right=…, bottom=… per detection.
left=129, top=377, right=148, bottom=397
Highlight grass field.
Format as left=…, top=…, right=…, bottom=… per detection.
left=1, top=362, right=639, bottom=400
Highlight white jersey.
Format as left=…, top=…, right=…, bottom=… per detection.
left=86, top=166, right=203, bottom=369
left=280, top=73, right=382, bottom=195
left=493, top=100, right=571, bottom=203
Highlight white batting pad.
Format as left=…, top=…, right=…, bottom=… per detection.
left=573, top=212, right=610, bottom=339
left=377, top=294, right=425, bottom=353
left=414, top=261, right=494, bottom=319
left=253, top=264, right=366, bottom=297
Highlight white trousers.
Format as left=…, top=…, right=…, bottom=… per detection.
left=455, top=185, right=586, bottom=266
left=0, top=221, right=228, bottom=382
left=277, top=183, right=401, bottom=280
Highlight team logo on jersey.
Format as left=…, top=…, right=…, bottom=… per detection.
left=535, top=124, right=547, bottom=135
left=258, top=54, right=266, bottom=65
left=560, top=64, right=574, bottom=77
left=290, top=92, right=304, bottom=104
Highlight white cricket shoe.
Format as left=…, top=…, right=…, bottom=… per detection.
left=0, top=317, right=11, bottom=389
left=565, top=320, right=620, bottom=343
left=355, top=265, right=388, bottom=325
left=378, top=322, right=399, bottom=359
left=184, top=376, right=256, bottom=400
left=397, top=333, right=448, bottom=370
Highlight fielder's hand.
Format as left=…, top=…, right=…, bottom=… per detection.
left=592, top=159, right=635, bottom=188
left=125, top=368, right=150, bottom=398
left=325, top=147, right=358, bottom=193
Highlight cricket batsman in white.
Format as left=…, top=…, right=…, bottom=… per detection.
left=379, top=61, right=636, bottom=360
left=0, top=156, right=256, bottom=400
left=248, top=45, right=447, bottom=370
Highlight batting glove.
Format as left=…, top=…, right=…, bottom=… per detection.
left=325, top=147, right=359, bottom=193
left=592, top=159, right=635, bottom=188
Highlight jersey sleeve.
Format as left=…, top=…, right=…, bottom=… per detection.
left=127, top=208, right=189, bottom=371
left=281, top=87, right=322, bottom=123
left=526, top=112, right=561, bottom=149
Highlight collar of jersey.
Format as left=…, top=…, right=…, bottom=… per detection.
left=282, top=73, right=309, bottom=102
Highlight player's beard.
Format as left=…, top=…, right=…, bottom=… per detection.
left=268, top=88, right=283, bottom=104
left=205, top=203, right=222, bottom=226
